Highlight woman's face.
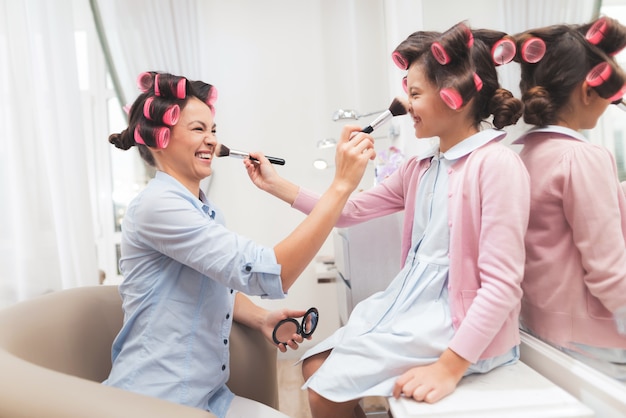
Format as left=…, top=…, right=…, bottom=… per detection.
left=405, top=62, right=453, bottom=140
left=154, top=97, right=217, bottom=194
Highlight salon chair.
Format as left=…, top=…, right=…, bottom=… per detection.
left=0, top=285, right=280, bottom=418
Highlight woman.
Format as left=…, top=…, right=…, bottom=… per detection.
left=104, top=71, right=376, bottom=418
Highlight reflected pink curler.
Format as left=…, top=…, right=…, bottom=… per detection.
left=586, top=17, right=607, bottom=45
left=137, top=72, right=153, bottom=92
left=473, top=73, right=483, bottom=92
left=402, top=76, right=408, bottom=94
left=392, top=51, right=409, bottom=70
left=134, top=126, right=146, bottom=145
left=206, top=86, right=218, bottom=116
left=143, top=97, right=155, bottom=120
left=162, top=104, right=180, bottom=126
left=586, top=62, right=612, bottom=87
left=491, top=38, right=516, bottom=65
left=521, top=37, right=546, bottom=64
left=440, top=88, right=463, bottom=110
left=431, top=42, right=450, bottom=65
left=608, top=84, right=626, bottom=103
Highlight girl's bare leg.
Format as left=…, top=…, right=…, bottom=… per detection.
left=302, top=350, right=365, bottom=418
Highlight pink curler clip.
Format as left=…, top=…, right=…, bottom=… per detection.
left=608, top=84, right=626, bottom=102
left=431, top=42, right=450, bottom=65
left=521, top=37, right=546, bottom=64
left=176, top=78, right=186, bottom=100
left=162, top=104, right=180, bottom=126
left=154, top=127, right=170, bottom=149
left=586, top=17, right=607, bottom=45
left=392, top=51, right=409, bottom=70
left=134, top=126, right=146, bottom=145
left=473, top=73, right=483, bottom=92
left=491, top=38, right=516, bottom=65
left=466, top=29, right=474, bottom=48
left=402, top=76, right=408, bottom=94
left=143, top=97, right=155, bottom=120
left=154, top=74, right=161, bottom=96
left=586, top=62, right=612, bottom=87
left=440, top=88, right=463, bottom=110
left=206, top=86, right=218, bottom=116
left=137, top=72, right=153, bottom=92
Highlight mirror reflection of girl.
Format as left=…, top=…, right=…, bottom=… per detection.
left=512, top=16, right=626, bottom=381
left=104, top=71, right=376, bottom=418
left=247, top=22, right=530, bottom=417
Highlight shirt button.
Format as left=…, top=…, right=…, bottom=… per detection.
left=222, top=365, right=226, bottom=371
left=223, top=339, right=228, bottom=345
left=230, top=289, right=234, bottom=294
left=226, top=313, right=230, bottom=319
left=245, top=265, right=252, bottom=272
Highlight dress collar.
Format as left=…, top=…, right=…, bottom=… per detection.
left=513, top=125, right=589, bottom=144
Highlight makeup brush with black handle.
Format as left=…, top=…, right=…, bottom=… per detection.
left=217, top=144, right=286, bottom=165
left=360, top=97, right=408, bottom=134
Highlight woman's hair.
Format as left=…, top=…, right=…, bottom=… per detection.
left=392, top=21, right=523, bottom=129
left=109, top=72, right=217, bottom=167
left=513, top=16, right=626, bottom=126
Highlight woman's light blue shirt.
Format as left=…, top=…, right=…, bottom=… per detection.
left=103, top=171, right=285, bottom=418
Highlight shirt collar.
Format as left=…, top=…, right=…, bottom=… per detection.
left=513, top=125, right=589, bottom=144
left=154, top=171, right=208, bottom=212
left=443, top=129, right=506, bottom=161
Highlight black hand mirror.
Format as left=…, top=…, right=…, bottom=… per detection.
left=272, top=307, right=319, bottom=345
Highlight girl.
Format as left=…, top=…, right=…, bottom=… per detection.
left=104, top=71, right=376, bottom=418
left=246, top=22, right=530, bottom=418
left=512, top=16, right=626, bottom=380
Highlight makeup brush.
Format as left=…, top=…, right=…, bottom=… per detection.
left=361, top=97, right=408, bottom=134
left=217, top=144, right=286, bottom=165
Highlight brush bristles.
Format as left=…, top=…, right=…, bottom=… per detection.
left=389, top=97, right=408, bottom=116
left=217, top=144, right=230, bottom=157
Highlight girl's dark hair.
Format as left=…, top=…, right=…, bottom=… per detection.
left=393, top=21, right=523, bottom=129
left=108, top=72, right=216, bottom=167
left=514, top=16, right=626, bottom=126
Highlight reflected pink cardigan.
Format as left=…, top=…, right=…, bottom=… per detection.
left=293, top=140, right=530, bottom=363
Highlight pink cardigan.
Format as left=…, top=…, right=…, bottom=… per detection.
left=517, top=130, right=626, bottom=349
left=293, top=140, right=530, bottom=363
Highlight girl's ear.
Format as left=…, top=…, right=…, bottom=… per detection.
left=580, top=80, right=595, bottom=105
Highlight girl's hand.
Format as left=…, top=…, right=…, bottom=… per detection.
left=261, top=308, right=309, bottom=353
left=392, top=349, right=470, bottom=403
left=244, top=152, right=279, bottom=192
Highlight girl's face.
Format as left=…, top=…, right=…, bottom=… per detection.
left=405, top=62, right=455, bottom=140
left=153, top=97, right=217, bottom=194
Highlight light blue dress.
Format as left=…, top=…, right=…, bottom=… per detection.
left=300, top=141, right=518, bottom=402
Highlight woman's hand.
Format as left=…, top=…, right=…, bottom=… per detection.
left=244, top=152, right=300, bottom=204
left=392, top=349, right=470, bottom=403
left=261, top=308, right=309, bottom=353
left=332, top=125, right=376, bottom=192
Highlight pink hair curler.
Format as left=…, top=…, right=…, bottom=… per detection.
left=143, top=97, right=155, bottom=120
left=586, top=17, right=607, bottom=45
left=402, top=76, right=408, bottom=94
left=122, top=104, right=132, bottom=115
left=137, top=72, right=153, bottom=92
left=491, top=38, right=516, bottom=65
left=392, top=51, right=409, bottom=70
left=206, top=86, right=218, bottom=116
left=521, top=37, right=546, bottom=64
left=440, top=88, right=463, bottom=110
left=431, top=42, right=451, bottom=65
left=586, top=62, right=612, bottom=87
left=162, top=104, right=180, bottom=126
left=154, top=74, right=161, bottom=96
left=473, top=73, right=483, bottom=92
left=175, top=78, right=187, bottom=100
left=466, top=28, right=474, bottom=48
left=134, top=126, right=146, bottom=145
left=154, top=127, right=170, bottom=149
left=608, top=84, right=626, bottom=103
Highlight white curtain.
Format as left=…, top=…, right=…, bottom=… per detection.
left=0, top=0, right=98, bottom=307
left=92, top=0, right=205, bottom=107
